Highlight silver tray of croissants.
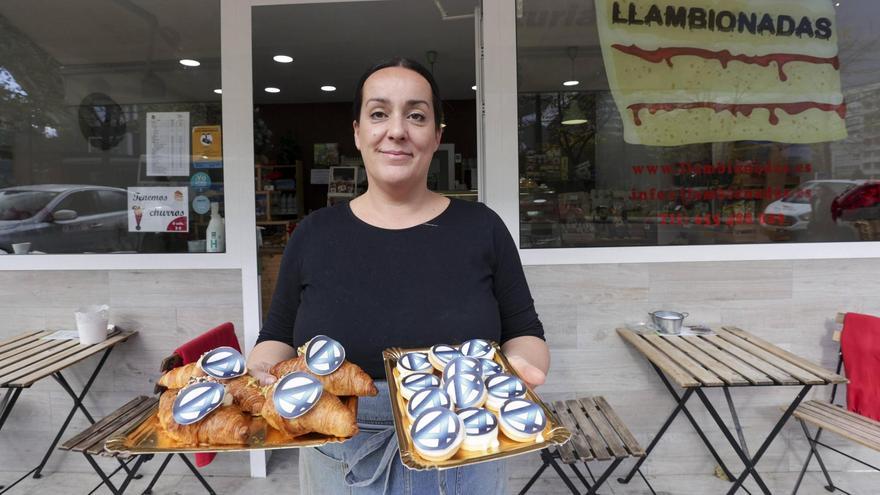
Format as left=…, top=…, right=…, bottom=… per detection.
left=105, top=336, right=377, bottom=454
left=384, top=340, right=571, bottom=470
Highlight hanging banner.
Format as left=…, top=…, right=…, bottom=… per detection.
left=192, top=125, right=223, bottom=168
left=127, top=187, right=189, bottom=232
left=595, top=0, right=847, bottom=146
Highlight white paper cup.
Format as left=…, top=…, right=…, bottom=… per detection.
left=75, top=304, right=110, bottom=345
left=12, top=242, right=31, bottom=254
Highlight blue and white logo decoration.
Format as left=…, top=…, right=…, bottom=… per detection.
left=480, top=359, right=503, bottom=378
left=190, top=172, right=212, bottom=191
left=402, top=372, right=441, bottom=394
left=500, top=399, right=547, bottom=435
left=486, top=373, right=527, bottom=400
left=305, top=335, right=345, bottom=376
left=443, top=372, right=486, bottom=409
left=460, top=339, right=493, bottom=359
left=458, top=407, right=499, bottom=436
left=273, top=372, right=323, bottom=419
left=399, top=352, right=432, bottom=373
left=442, top=356, right=482, bottom=382
left=407, top=387, right=451, bottom=419
left=199, top=346, right=246, bottom=379
left=431, top=344, right=462, bottom=366
left=192, top=195, right=211, bottom=215
left=172, top=381, right=225, bottom=425
left=411, top=407, right=464, bottom=453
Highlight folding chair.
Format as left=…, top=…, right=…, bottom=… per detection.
left=791, top=313, right=880, bottom=494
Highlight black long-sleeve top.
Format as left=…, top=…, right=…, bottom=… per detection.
left=257, top=198, right=544, bottom=378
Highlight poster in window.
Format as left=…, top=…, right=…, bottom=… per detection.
left=127, top=187, right=189, bottom=232
left=595, top=0, right=846, bottom=146
left=146, top=112, right=189, bottom=175
left=192, top=125, right=223, bottom=169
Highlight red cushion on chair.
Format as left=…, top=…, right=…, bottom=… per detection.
left=173, top=322, right=241, bottom=467
left=841, top=313, right=880, bottom=421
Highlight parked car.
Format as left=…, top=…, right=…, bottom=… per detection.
left=760, top=180, right=862, bottom=240
left=832, top=181, right=880, bottom=222
left=0, top=184, right=137, bottom=253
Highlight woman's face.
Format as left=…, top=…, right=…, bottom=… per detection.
left=353, top=67, right=442, bottom=191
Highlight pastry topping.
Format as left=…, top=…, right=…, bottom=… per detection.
left=399, top=352, right=432, bottom=372
left=627, top=101, right=847, bottom=126
left=460, top=339, right=493, bottom=358
left=480, top=359, right=503, bottom=378
left=486, top=373, right=527, bottom=399
left=458, top=408, right=498, bottom=436
left=500, top=399, right=546, bottom=435
left=273, top=372, right=324, bottom=419
left=172, top=381, right=226, bottom=425
left=444, top=372, right=485, bottom=409
left=304, top=335, right=346, bottom=376
left=408, top=387, right=451, bottom=418
left=442, top=356, right=482, bottom=381
left=199, top=346, right=247, bottom=379
left=411, top=407, right=463, bottom=452
left=430, top=344, right=462, bottom=365
left=402, top=372, right=441, bottom=392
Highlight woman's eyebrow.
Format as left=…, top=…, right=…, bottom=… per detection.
left=365, top=97, right=429, bottom=107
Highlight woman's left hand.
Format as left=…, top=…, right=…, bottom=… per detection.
left=506, top=354, right=547, bottom=389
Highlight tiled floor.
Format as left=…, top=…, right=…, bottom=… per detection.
left=2, top=448, right=878, bottom=494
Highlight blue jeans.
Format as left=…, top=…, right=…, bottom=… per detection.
left=298, top=381, right=508, bottom=495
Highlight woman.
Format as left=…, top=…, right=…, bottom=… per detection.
left=248, top=57, right=549, bottom=494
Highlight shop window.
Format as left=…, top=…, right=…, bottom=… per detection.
left=0, top=0, right=223, bottom=254
left=516, top=0, right=880, bottom=248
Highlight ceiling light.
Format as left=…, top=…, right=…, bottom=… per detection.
left=563, top=46, right=579, bottom=88
left=273, top=55, right=293, bottom=63
left=562, top=98, right=588, bottom=125
left=264, top=87, right=280, bottom=93
left=471, top=85, right=477, bottom=91
left=213, top=89, right=222, bottom=94
left=179, top=59, right=200, bottom=67
left=563, top=80, right=579, bottom=87
left=320, top=85, right=336, bottom=92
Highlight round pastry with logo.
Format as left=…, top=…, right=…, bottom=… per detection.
left=441, top=356, right=482, bottom=383
left=480, top=358, right=503, bottom=379
left=428, top=344, right=462, bottom=371
left=400, top=372, right=441, bottom=400
left=457, top=407, right=500, bottom=452
left=410, top=406, right=465, bottom=462
left=460, top=338, right=495, bottom=359
left=443, top=372, right=487, bottom=410
left=485, top=373, right=528, bottom=412
left=499, top=398, right=547, bottom=443
left=406, top=386, right=452, bottom=421
left=198, top=346, right=246, bottom=379
left=303, top=334, right=346, bottom=376
left=396, top=351, right=432, bottom=377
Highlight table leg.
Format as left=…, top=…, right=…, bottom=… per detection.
left=585, top=457, right=623, bottom=495
left=0, top=388, right=22, bottom=433
left=32, top=347, right=113, bottom=478
left=83, top=453, right=121, bottom=495
left=724, top=387, right=750, bottom=458
left=617, top=387, right=695, bottom=483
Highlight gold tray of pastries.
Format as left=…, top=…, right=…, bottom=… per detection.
left=107, top=338, right=377, bottom=455
left=383, top=340, right=570, bottom=470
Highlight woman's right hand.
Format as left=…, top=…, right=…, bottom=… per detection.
left=247, top=340, right=297, bottom=386
left=249, top=361, right=278, bottom=386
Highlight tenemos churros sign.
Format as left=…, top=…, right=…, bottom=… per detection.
left=595, top=0, right=847, bottom=146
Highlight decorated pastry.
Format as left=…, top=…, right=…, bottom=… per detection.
left=272, top=372, right=323, bottom=419
left=406, top=387, right=451, bottom=422
left=397, top=352, right=432, bottom=377
left=270, top=356, right=378, bottom=397
left=460, top=339, right=495, bottom=359
left=428, top=344, right=462, bottom=371
left=172, top=381, right=227, bottom=425
left=480, top=358, right=503, bottom=379
left=443, top=372, right=487, bottom=410
left=223, top=375, right=265, bottom=414
left=400, top=372, right=441, bottom=400
left=303, top=335, right=346, bottom=376
left=410, top=407, right=464, bottom=462
left=198, top=346, right=247, bottom=379
left=158, top=389, right=250, bottom=445
left=157, top=362, right=206, bottom=389
left=261, top=383, right=358, bottom=438
left=485, top=373, right=528, bottom=412
left=441, top=356, right=482, bottom=383
left=499, top=398, right=547, bottom=443
left=457, top=407, right=500, bottom=452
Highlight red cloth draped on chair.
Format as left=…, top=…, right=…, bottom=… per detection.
left=841, top=312, right=880, bottom=421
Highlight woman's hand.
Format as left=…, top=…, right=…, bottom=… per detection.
left=246, top=341, right=297, bottom=387
left=506, top=354, right=547, bottom=389
left=248, top=361, right=277, bottom=386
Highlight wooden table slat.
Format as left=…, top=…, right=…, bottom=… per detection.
left=617, top=329, right=700, bottom=388
left=722, top=327, right=847, bottom=384
left=75, top=398, right=159, bottom=453
left=682, top=336, right=773, bottom=385
left=795, top=406, right=880, bottom=450
left=87, top=400, right=158, bottom=456
left=715, top=329, right=825, bottom=385
left=61, top=396, right=151, bottom=451
left=664, top=337, right=750, bottom=386
left=643, top=334, right=726, bottom=386
left=808, top=401, right=880, bottom=430
left=552, top=401, right=594, bottom=462
left=8, top=332, right=134, bottom=387
left=0, top=335, right=65, bottom=363
left=593, top=397, right=644, bottom=457
left=799, top=402, right=880, bottom=441
left=562, top=399, right=611, bottom=460
left=0, top=331, right=48, bottom=355
left=575, top=398, right=628, bottom=458
left=0, top=338, right=74, bottom=372
left=0, top=341, right=81, bottom=385
left=702, top=336, right=799, bottom=385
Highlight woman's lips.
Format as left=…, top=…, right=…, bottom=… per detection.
left=380, top=150, right=413, bottom=157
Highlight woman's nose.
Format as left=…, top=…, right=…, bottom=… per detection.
left=386, top=116, right=407, bottom=140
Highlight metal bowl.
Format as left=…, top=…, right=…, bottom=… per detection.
left=649, top=311, right=689, bottom=335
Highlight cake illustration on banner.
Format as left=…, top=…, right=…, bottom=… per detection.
left=594, top=0, right=847, bottom=145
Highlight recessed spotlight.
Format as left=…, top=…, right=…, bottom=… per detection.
left=179, top=59, right=200, bottom=67
left=213, top=89, right=222, bottom=94
left=471, top=85, right=477, bottom=90
left=273, top=55, right=293, bottom=63
left=264, top=87, right=280, bottom=93
left=320, top=85, right=336, bottom=92
left=563, top=80, right=579, bottom=87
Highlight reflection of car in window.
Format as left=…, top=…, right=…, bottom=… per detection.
left=832, top=181, right=880, bottom=222
left=0, top=184, right=136, bottom=253
left=760, top=180, right=861, bottom=240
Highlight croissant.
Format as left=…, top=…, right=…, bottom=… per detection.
left=157, top=362, right=205, bottom=389
left=224, top=376, right=266, bottom=414
left=269, top=357, right=377, bottom=397
left=158, top=390, right=251, bottom=445
left=260, top=388, right=358, bottom=439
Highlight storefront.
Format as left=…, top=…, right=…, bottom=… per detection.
left=1, top=0, right=879, bottom=484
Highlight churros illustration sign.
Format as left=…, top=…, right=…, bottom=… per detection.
left=127, top=187, right=189, bottom=233
left=595, top=0, right=847, bottom=146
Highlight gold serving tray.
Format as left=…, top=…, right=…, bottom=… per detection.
left=383, top=343, right=570, bottom=471
left=105, top=396, right=358, bottom=455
